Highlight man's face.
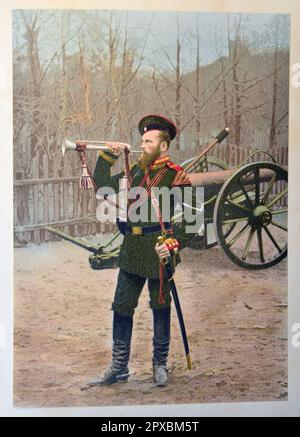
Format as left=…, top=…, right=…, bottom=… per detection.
left=137, top=129, right=166, bottom=171
left=140, top=130, right=163, bottom=155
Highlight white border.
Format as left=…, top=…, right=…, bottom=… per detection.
left=1, top=0, right=299, bottom=417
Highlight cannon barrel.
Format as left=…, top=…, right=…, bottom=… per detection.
left=188, top=167, right=280, bottom=189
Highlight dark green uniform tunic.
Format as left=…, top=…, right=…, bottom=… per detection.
left=93, top=150, right=191, bottom=316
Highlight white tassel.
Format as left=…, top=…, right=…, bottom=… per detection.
left=79, top=165, right=95, bottom=190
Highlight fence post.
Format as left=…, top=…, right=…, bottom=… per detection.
left=53, top=157, right=60, bottom=239
left=82, top=190, right=88, bottom=235
left=32, top=156, right=40, bottom=244
left=43, top=154, right=50, bottom=241
left=63, top=158, right=70, bottom=234
left=73, top=179, right=79, bottom=237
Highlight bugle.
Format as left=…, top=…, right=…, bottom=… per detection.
left=61, top=137, right=141, bottom=156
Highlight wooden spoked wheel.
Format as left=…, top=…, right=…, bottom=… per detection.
left=213, top=162, right=288, bottom=269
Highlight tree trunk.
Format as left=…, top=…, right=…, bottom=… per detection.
left=269, top=38, right=279, bottom=151
left=22, top=12, right=42, bottom=160
left=195, top=13, right=201, bottom=149
left=175, top=13, right=181, bottom=151
left=79, top=34, right=91, bottom=129
left=221, top=57, right=229, bottom=129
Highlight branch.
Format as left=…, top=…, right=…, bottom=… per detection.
left=153, top=67, right=174, bottom=87
left=199, top=100, right=271, bottom=121
left=120, top=14, right=155, bottom=94
left=274, top=111, right=289, bottom=130
left=243, top=60, right=288, bottom=93
left=165, top=51, right=176, bottom=71
left=39, top=24, right=84, bottom=83
left=180, top=114, right=195, bottom=132
left=151, top=69, right=169, bottom=114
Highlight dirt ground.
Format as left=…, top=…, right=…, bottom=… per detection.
left=14, top=238, right=287, bottom=408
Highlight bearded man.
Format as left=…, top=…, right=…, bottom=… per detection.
left=89, top=115, right=191, bottom=387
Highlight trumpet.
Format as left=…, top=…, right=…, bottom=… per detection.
left=61, top=137, right=141, bottom=156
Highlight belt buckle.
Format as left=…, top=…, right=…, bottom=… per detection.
left=132, top=226, right=142, bottom=235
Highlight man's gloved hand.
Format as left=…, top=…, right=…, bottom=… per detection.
left=106, top=143, right=123, bottom=156
left=75, top=141, right=87, bottom=153
left=156, top=237, right=180, bottom=261
left=155, top=242, right=171, bottom=261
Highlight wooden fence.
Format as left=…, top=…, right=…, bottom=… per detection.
left=14, top=144, right=288, bottom=246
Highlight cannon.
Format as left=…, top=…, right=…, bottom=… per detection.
left=46, top=130, right=288, bottom=270
left=181, top=157, right=287, bottom=269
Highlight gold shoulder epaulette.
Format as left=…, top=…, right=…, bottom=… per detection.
left=166, top=161, right=183, bottom=172
left=171, top=169, right=191, bottom=187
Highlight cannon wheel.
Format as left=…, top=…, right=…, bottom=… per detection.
left=214, top=162, right=288, bottom=269
left=181, top=155, right=230, bottom=250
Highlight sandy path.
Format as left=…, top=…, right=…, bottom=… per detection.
left=14, top=239, right=287, bottom=407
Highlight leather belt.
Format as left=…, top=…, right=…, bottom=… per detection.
left=125, top=223, right=173, bottom=235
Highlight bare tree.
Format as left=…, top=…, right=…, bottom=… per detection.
left=20, top=10, right=43, bottom=161
left=268, top=15, right=289, bottom=150
left=150, top=12, right=185, bottom=150
left=194, top=13, right=201, bottom=149
left=174, top=13, right=182, bottom=151
left=13, top=10, right=290, bottom=174
left=228, top=14, right=247, bottom=147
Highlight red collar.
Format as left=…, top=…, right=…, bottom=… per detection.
left=151, top=155, right=170, bottom=169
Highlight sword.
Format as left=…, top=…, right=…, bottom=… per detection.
left=157, top=235, right=192, bottom=370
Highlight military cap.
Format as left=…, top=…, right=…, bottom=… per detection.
left=138, top=114, right=177, bottom=140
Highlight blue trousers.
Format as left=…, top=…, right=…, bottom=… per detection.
left=112, top=268, right=172, bottom=317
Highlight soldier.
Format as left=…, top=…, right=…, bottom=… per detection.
left=89, top=115, right=191, bottom=387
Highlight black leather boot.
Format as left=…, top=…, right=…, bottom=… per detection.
left=152, top=307, right=171, bottom=387
left=88, top=312, right=133, bottom=386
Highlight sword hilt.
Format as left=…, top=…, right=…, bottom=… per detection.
left=157, top=234, right=179, bottom=255
left=157, top=235, right=166, bottom=245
